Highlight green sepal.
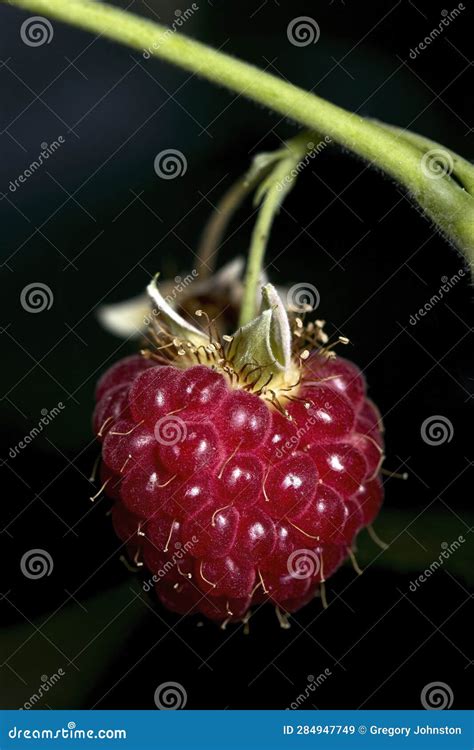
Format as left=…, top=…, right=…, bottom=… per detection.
left=227, top=283, right=293, bottom=389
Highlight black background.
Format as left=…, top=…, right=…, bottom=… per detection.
left=0, top=0, right=472, bottom=711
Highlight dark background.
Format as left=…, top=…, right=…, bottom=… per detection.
left=0, top=0, right=472, bottom=710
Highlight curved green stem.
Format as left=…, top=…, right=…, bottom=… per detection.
left=196, top=154, right=277, bottom=279
left=239, top=134, right=314, bottom=325
left=6, top=0, right=474, bottom=265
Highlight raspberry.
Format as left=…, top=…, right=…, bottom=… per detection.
left=93, top=343, right=385, bottom=624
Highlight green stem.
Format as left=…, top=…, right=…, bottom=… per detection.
left=7, top=0, right=474, bottom=264
left=196, top=155, right=276, bottom=279
left=373, top=120, right=474, bottom=194
left=239, top=134, right=313, bottom=325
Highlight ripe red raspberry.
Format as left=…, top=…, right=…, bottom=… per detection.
left=93, top=335, right=385, bottom=625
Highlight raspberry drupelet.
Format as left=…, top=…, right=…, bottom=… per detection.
left=93, top=281, right=385, bottom=625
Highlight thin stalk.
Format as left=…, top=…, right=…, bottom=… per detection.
left=239, top=135, right=313, bottom=325
left=196, top=157, right=276, bottom=278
